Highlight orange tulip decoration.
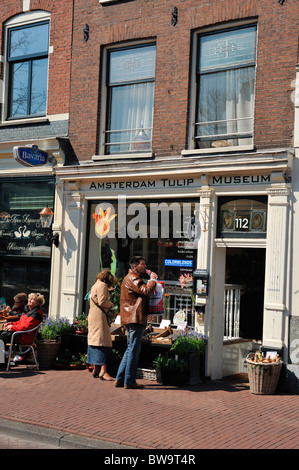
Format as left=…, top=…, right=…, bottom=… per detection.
left=92, top=207, right=117, bottom=271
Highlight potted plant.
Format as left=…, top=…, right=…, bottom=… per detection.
left=175, top=358, right=189, bottom=386
left=37, top=317, right=73, bottom=369
left=171, top=328, right=208, bottom=385
left=153, top=354, right=167, bottom=384
left=153, top=354, right=188, bottom=386
left=75, top=313, right=88, bottom=324
left=75, top=318, right=88, bottom=334
left=70, top=355, right=83, bottom=369
left=79, top=353, right=87, bottom=367
left=55, top=349, right=73, bottom=369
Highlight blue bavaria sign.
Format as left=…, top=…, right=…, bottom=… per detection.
left=13, top=145, right=48, bottom=167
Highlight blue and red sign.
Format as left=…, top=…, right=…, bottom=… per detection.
left=13, top=145, right=48, bottom=167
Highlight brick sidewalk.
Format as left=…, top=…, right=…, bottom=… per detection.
left=0, top=366, right=298, bottom=450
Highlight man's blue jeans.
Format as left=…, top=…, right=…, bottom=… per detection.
left=115, top=323, right=145, bottom=385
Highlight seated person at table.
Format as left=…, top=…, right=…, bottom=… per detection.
left=1, top=293, right=44, bottom=363
left=6, top=293, right=28, bottom=319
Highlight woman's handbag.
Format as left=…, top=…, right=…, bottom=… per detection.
left=90, top=297, right=114, bottom=326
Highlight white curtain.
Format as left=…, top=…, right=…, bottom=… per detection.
left=198, top=66, right=255, bottom=147
left=109, top=82, right=154, bottom=153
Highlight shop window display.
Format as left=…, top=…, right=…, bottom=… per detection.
left=0, top=178, right=54, bottom=314
left=85, top=198, right=199, bottom=326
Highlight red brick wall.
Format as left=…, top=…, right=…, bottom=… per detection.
left=69, top=0, right=299, bottom=161
left=0, top=0, right=73, bottom=117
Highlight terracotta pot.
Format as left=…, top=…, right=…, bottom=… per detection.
left=70, top=364, right=82, bottom=369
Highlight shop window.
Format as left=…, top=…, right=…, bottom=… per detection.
left=217, top=196, right=267, bottom=238
left=0, top=178, right=55, bottom=257
left=0, top=178, right=54, bottom=315
left=0, top=259, right=51, bottom=316
left=85, top=198, right=199, bottom=325
left=103, top=43, right=156, bottom=154
left=193, top=25, right=257, bottom=149
left=5, top=17, right=49, bottom=119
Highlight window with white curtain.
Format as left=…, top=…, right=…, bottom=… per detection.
left=194, top=25, right=257, bottom=149
left=105, top=43, right=156, bottom=154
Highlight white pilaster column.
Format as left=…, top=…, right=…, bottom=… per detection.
left=48, top=178, right=63, bottom=318
left=196, top=188, right=213, bottom=269
left=60, top=192, right=84, bottom=321
left=263, top=186, right=290, bottom=349
left=194, top=187, right=213, bottom=334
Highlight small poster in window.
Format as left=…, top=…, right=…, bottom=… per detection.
left=148, top=281, right=164, bottom=314
left=196, top=279, right=207, bottom=295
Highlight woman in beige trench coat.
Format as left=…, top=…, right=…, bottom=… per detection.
left=87, top=269, right=117, bottom=380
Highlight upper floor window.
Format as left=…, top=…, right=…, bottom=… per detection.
left=194, top=25, right=257, bottom=150
left=104, top=43, right=156, bottom=155
left=7, top=20, right=49, bottom=119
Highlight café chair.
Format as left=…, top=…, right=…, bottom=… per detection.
left=6, top=325, right=40, bottom=371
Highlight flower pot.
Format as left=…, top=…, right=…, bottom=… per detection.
left=36, top=338, right=61, bottom=369
left=70, top=364, right=82, bottom=369
left=156, top=368, right=162, bottom=384
left=187, top=352, right=203, bottom=385
left=156, top=367, right=174, bottom=385
left=58, top=333, right=71, bottom=354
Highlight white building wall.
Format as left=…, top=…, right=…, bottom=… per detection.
left=288, top=65, right=299, bottom=390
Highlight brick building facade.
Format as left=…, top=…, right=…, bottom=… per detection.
left=69, top=0, right=297, bottom=160
left=0, top=0, right=73, bottom=312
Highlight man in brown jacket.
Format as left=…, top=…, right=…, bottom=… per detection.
left=115, top=256, right=157, bottom=389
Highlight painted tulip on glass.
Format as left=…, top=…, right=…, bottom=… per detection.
left=92, top=207, right=117, bottom=271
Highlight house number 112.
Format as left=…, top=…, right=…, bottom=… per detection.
left=235, top=217, right=249, bottom=229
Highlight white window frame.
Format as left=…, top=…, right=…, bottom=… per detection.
left=183, top=21, right=257, bottom=156
left=2, top=11, right=51, bottom=123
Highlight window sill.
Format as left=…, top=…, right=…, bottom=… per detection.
left=92, top=152, right=153, bottom=161
left=0, top=117, right=49, bottom=127
left=181, top=145, right=254, bottom=156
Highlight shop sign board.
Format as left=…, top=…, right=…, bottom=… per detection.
left=87, top=177, right=200, bottom=191
left=164, top=259, right=193, bottom=267
left=13, top=145, right=48, bottom=167
left=84, top=175, right=272, bottom=192
left=0, top=211, right=50, bottom=258
left=211, top=175, right=271, bottom=185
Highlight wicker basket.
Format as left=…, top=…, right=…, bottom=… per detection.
left=137, top=368, right=157, bottom=381
left=246, top=354, right=282, bottom=395
left=37, top=339, right=61, bottom=369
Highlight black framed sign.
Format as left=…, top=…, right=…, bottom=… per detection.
left=193, top=269, right=209, bottom=297
left=0, top=178, right=54, bottom=258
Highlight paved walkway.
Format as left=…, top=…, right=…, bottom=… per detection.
left=0, top=365, right=298, bottom=450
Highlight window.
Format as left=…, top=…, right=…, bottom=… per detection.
left=217, top=196, right=267, bottom=238
left=104, top=44, right=156, bottom=154
left=7, top=21, right=49, bottom=119
left=0, top=177, right=55, bottom=315
left=85, top=198, right=199, bottom=326
left=0, top=178, right=55, bottom=257
left=194, top=25, right=257, bottom=149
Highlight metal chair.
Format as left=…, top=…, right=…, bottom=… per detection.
left=6, top=325, right=40, bottom=371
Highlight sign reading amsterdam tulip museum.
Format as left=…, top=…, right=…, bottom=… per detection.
left=13, top=145, right=48, bottom=167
